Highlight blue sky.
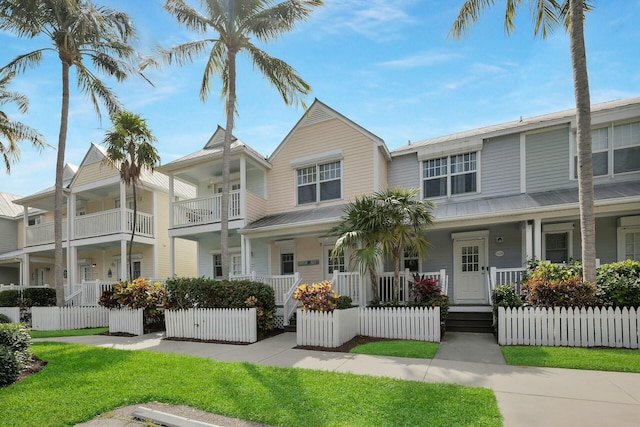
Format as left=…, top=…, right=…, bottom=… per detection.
left=1, top=0, right=639, bottom=197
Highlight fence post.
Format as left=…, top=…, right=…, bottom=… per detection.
left=498, top=307, right=506, bottom=345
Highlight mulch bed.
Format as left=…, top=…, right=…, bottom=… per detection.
left=295, top=335, right=396, bottom=353
left=10, top=356, right=47, bottom=386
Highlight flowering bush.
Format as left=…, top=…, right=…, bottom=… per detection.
left=293, top=281, right=345, bottom=312
left=99, top=278, right=168, bottom=326
left=408, top=274, right=449, bottom=332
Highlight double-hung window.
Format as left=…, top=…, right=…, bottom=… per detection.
left=297, top=161, right=341, bottom=204
left=213, top=252, right=243, bottom=278
left=573, top=127, right=609, bottom=178
left=422, top=152, right=477, bottom=198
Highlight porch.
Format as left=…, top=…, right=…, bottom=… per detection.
left=171, top=191, right=241, bottom=228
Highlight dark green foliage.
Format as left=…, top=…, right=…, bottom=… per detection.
left=0, top=323, right=31, bottom=368
left=335, top=295, right=353, bottom=310
left=22, top=288, right=56, bottom=307
left=0, top=344, right=20, bottom=387
left=596, top=260, right=640, bottom=307
left=492, top=284, right=523, bottom=319
left=521, top=260, right=598, bottom=308
left=0, top=314, right=11, bottom=323
left=0, top=290, right=20, bottom=307
left=165, top=278, right=276, bottom=334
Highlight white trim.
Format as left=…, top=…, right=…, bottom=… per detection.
left=520, top=134, right=526, bottom=193
left=416, top=139, right=483, bottom=160
left=620, top=215, right=640, bottom=227
left=112, top=253, right=143, bottom=261
left=617, top=216, right=640, bottom=261
left=289, top=149, right=343, bottom=168
left=541, top=223, right=574, bottom=262
left=274, top=239, right=295, bottom=249
left=542, top=222, right=575, bottom=232
left=373, top=143, right=379, bottom=191
left=451, top=230, right=490, bottom=241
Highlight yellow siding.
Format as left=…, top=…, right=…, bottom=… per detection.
left=174, top=238, right=197, bottom=277
left=295, top=236, right=322, bottom=284
left=267, top=118, right=376, bottom=215
left=246, top=191, right=267, bottom=224
left=154, top=192, right=197, bottom=279
left=73, top=162, right=118, bottom=187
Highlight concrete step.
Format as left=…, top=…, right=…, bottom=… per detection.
left=447, top=311, right=494, bottom=333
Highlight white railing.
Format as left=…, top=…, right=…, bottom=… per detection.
left=359, top=306, right=441, bottom=342
left=296, top=307, right=359, bottom=348
left=378, top=269, right=448, bottom=303
left=498, top=306, right=639, bottom=349
left=109, top=308, right=144, bottom=336
left=331, top=271, right=365, bottom=306
left=80, top=280, right=115, bottom=306
left=25, top=221, right=68, bottom=246
left=488, top=267, right=527, bottom=305
left=0, top=283, right=24, bottom=292
left=31, top=306, right=109, bottom=331
left=172, top=191, right=241, bottom=227
left=0, top=307, right=20, bottom=323
left=126, top=209, right=154, bottom=237
left=165, top=308, right=257, bottom=343
left=74, top=209, right=120, bottom=239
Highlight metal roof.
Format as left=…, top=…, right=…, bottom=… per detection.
left=243, top=204, right=348, bottom=231
left=0, top=193, right=23, bottom=218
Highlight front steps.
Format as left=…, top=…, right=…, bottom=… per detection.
left=446, top=310, right=494, bottom=333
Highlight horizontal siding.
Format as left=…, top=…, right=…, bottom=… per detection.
left=249, top=239, right=269, bottom=275
left=246, top=192, right=267, bottom=224
left=595, top=216, right=618, bottom=264
left=388, top=153, right=419, bottom=190
left=482, top=134, right=521, bottom=197
left=73, top=162, right=118, bottom=187
left=267, top=118, right=376, bottom=215
left=174, top=238, right=198, bottom=278
left=0, top=219, right=17, bottom=253
left=377, top=148, right=388, bottom=191
left=526, top=127, right=572, bottom=192
left=247, top=168, right=265, bottom=198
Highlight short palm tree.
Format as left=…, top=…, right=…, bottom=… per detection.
left=103, top=112, right=160, bottom=282
left=1, top=0, right=149, bottom=305
left=331, top=194, right=385, bottom=303
left=449, top=0, right=598, bottom=282
left=0, top=70, right=46, bottom=173
left=375, top=188, right=435, bottom=303
left=158, top=0, right=323, bottom=279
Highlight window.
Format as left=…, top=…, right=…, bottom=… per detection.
left=574, top=127, right=609, bottom=178
left=213, top=253, right=242, bottom=278
left=613, top=122, right=640, bottom=174
left=132, top=261, right=141, bottom=279
left=624, top=232, right=640, bottom=261
left=618, top=216, right=640, bottom=261
left=27, top=216, right=42, bottom=226
left=115, top=198, right=134, bottom=209
left=327, top=249, right=345, bottom=275
left=213, top=254, right=222, bottom=278
left=545, top=233, right=569, bottom=263
left=296, top=161, right=341, bottom=204
left=216, top=183, right=241, bottom=193
left=231, top=254, right=243, bottom=276
left=403, top=248, right=419, bottom=272
left=422, top=152, right=477, bottom=198
left=281, top=253, right=294, bottom=275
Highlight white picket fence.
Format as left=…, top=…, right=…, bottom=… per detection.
left=498, top=306, right=640, bottom=348
left=359, top=307, right=441, bottom=342
left=0, top=307, right=20, bottom=323
left=31, top=306, right=109, bottom=331
left=109, top=308, right=144, bottom=336
left=165, top=308, right=257, bottom=343
left=297, top=307, right=359, bottom=348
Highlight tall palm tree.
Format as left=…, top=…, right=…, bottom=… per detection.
left=331, top=194, right=385, bottom=303
left=1, top=0, right=149, bottom=305
left=0, top=70, right=46, bottom=173
left=449, top=0, right=597, bottom=282
left=375, top=187, right=435, bottom=303
left=103, top=112, right=160, bottom=281
left=158, top=0, right=323, bottom=279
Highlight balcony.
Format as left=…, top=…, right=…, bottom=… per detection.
left=24, top=209, right=154, bottom=246
left=172, top=191, right=241, bottom=228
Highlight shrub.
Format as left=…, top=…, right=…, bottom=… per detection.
left=522, top=259, right=583, bottom=284
left=0, top=344, right=20, bottom=387
left=408, top=274, right=450, bottom=331
left=165, top=278, right=276, bottom=335
left=492, top=284, right=523, bottom=319
left=596, top=260, right=640, bottom=307
left=0, top=323, right=31, bottom=368
left=0, top=290, right=20, bottom=307
left=293, top=281, right=340, bottom=312
left=522, top=276, right=598, bottom=308
left=22, top=288, right=56, bottom=307
left=99, top=278, right=168, bottom=327
left=335, top=295, right=353, bottom=310
left=0, top=314, right=11, bottom=324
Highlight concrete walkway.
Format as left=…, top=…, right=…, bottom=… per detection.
left=37, top=332, right=640, bottom=427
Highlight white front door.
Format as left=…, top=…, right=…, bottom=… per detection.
left=323, top=245, right=345, bottom=281
left=453, top=239, right=487, bottom=303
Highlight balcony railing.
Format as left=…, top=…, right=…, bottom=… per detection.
left=172, top=190, right=241, bottom=227
left=25, top=209, right=154, bottom=246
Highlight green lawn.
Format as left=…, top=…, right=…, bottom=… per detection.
left=0, top=342, right=502, bottom=427
left=350, top=340, right=439, bottom=359
left=30, top=327, right=108, bottom=339
left=501, top=346, right=640, bottom=373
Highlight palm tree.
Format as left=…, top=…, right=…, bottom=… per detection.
left=449, top=0, right=597, bottom=282
left=1, top=0, right=149, bottom=305
left=103, top=112, right=160, bottom=281
left=158, top=0, right=323, bottom=279
left=0, top=70, right=46, bottom=173
left=331, top=194, right=385, bottom=303
left=374, top=188, right=435, bottom=303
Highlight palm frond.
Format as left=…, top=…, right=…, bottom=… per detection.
left=165, top=0, right=210, bottom=33
left=246, top=0, right=324, bottom=42
left=75, top=64, right=123, bottom=120
left=449, top=0, right=497, bottom=39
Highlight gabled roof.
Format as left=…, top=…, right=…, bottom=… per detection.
left=0, top=193, right=24, bottom=219
left=268, top=99, right=391, bottom=162
left=158, top=126, right=271, bottom=173
left=393, top=97, right=640, bottom=156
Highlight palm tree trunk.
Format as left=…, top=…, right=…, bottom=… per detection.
left=221, top=48, right=237, bottom=280
left=368, top=266, right=379, bottom=304
left=393, top=249, right=401, bottom=303
left=129, top=183, right=137, bottom=281
left=569, top=0, right=596, bottom=283
left=54, top=61, right=70, bottom=307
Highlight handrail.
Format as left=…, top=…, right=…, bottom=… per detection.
left=282, top=273, right=302, bottom=327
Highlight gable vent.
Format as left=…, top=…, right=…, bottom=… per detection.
left=299, top=105, right=336, bottom=127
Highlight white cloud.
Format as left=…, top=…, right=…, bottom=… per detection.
left=377, top=51, right=461, bottom=69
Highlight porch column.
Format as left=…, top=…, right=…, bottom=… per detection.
left=22, top=206, right=28, bottom=247
left=23, top=253, right=29, bottom=286
left=120, top=239, right=127, bottom=282
left=525, top=220, right=534, bottom=264
left=239, top=156, right=246, bottom=219
left=168, top=174, right=174, bottom=228
left=69, top=192, right=76, bottom=240
left=68, top=246, right=77, bottom=288
left=533, top=218, right=542, bottom=261
left=169, top=237, right=175, bottom=278
left=241, top=234, right=251, bottom=275
left=119, top=180, right=127, bottom=234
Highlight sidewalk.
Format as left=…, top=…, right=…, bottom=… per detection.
left=38, top=332, right=640, bottom=427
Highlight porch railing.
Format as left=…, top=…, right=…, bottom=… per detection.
left=487, top=267, right=526, bottom=305
left=25, top=221, right=68, bottom=246
left=172, top=191, right=241, bottom=227
left=331, top=271, right=365, bottom=306
left=378, top=269, right=448, bottom=303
